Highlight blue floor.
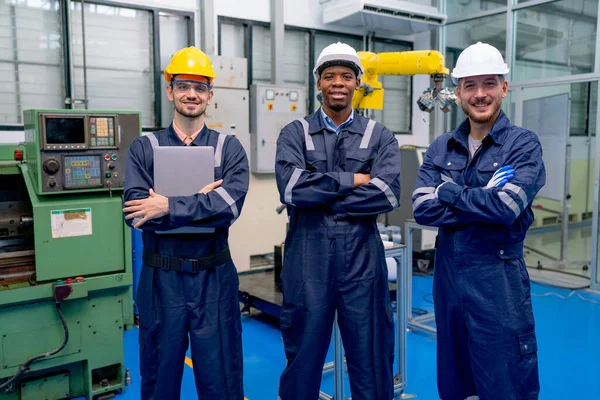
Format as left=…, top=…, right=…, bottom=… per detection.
left=110, top=275, right=600, bottom=399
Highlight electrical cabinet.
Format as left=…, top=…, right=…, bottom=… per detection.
left=250, top=84, right=306, bottom=173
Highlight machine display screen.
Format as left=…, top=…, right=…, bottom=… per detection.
left=45, top=117, right=85, bottom=144
left=63, top=155, right=102, bottom=188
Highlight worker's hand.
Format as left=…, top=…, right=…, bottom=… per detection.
left=353, top=173, right=371, bottom=188
left=485, top=165, right=515, bottom=189
left=434, top=181, right=450, bottom=199
left=123, top=189, right=169, bottom=228
left=199, top=179, right=223, bottom=194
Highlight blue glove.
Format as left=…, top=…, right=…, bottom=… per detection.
left=485, top=165, right=515, bottom=189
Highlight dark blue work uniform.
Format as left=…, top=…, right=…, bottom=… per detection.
left=275, top=110, right=401, bottom=400
left=123, top=124, right=249, bottom=400
left=413, top=111, right=545, bottom=400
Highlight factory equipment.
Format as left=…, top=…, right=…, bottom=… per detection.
left=0, top=109, right=137, bottom=400
left=353, top=50, right=457, bottom=113
left=250, top=84, right=307, bottom=174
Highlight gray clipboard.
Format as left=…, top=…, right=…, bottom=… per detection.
left=153, top=146, right=215, bottom=234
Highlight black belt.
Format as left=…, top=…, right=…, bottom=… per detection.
left=142, top=247, right=231, bottom=273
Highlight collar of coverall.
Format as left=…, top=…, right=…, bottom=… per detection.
left=307, top=108, right=366, bottom=135
left=451, top=109, right=511, bottom=148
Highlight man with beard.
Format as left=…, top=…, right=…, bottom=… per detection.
left=412, top=42, right=545, bottom=400
left=122, top=46, right=248, bottom=400
left=275, top=42, right=401, bottom=400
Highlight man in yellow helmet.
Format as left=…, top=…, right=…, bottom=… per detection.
left=122, top=46, right=248, bottom=400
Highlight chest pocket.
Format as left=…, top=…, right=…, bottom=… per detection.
left=475, top=160, right=502, bottom=187
left=344, top=118, right=377, bottom=173
left=346, top=148, right=376, bottom=173
left=305, top=151, right=327, bottom=173
left=433, top=155, right=466, bottom=185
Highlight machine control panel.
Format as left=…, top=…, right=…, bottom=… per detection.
left=26, top=111, right=140, bottom=194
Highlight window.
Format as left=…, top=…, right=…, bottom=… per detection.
left=251, top=25, right=309, bottom=85
left=220, top=22, right=245, bottom=58
left=513, top=0, right=598, bottom=81
left=70, top=2, right=154, bottom=126
left=0, top=0, right=63, bottom=124
left=371, top=40, right=412, bottom=134
left=445, top=0, right=506, bottom=21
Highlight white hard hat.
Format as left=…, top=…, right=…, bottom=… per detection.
left=451, top=42, right=509, bottom=85
left=313, top=42, right=364, bottom=81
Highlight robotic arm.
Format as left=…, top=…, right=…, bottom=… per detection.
left=352, top=50, right=457, bottom=113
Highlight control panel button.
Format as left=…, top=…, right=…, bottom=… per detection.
left=111, top=154, right=118, bottom=161
left=104, top=154, right=111, bottom=161
left=105, top=173, right=111, bottom=178
left=107, top=162, right=115, bottom=170
left=43, top=159, right=60, bottom=175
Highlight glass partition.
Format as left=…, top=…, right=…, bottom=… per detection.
left=513, top=0, right=598, bottom=81
left=445, top=0, right=506, bottom=21
left=520, top=82, right=597, bottom=280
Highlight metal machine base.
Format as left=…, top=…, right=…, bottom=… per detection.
left=0, top=287, right=132, bottom=400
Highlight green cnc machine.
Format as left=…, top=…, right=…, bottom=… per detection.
left=0, top=109, right=139, bottom=399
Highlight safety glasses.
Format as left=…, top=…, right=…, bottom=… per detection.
left=171, top=80, right=212, bottom=94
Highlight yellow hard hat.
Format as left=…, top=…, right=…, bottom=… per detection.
left=164, top=46, right=216, bottom=84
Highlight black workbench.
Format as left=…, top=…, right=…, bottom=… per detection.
left=238, top=267, right=397, bottom=319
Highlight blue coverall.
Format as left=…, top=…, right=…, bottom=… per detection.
left=275, top=110, right=401, bottom=400
left=412, top=111, right=545, bottom=400
left=123, top=124, right=249, bottom=400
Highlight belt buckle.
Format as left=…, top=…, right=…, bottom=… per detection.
left=159, top=257, right=170, bottom=271
left=180, top=259, right=195, bottom=273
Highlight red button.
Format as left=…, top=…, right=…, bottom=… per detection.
left=104, top=154, right=111, bottom=161
left=66, top=278, right=73, bottom=283
left=14, top=148, right=23, bottom=161
left=75, top=276, right=85, bottom=282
